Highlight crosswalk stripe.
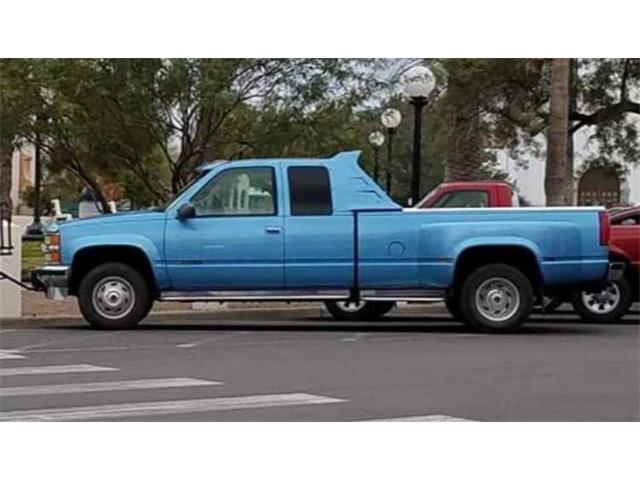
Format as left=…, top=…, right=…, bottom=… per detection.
left=0, top=393, right=348, bottom=421
left=0, top=349, right=26, bottom=360
left=0, top=377, right=221, bottom=397
left=366, top=414, right=476, bottom=422
left=0, top=364, right=117, bottom=376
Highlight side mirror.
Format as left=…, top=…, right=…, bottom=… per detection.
left=176, top=203, right=196, bottom=220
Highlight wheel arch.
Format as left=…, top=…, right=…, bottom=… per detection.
left=452, top=243, right=543, bottom=299
left=69, top=245, right=159, bottom=298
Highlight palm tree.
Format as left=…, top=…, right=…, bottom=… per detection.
left=545, top=58, right=571, bottom=206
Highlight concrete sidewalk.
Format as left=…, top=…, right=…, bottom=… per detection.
left=1, top=295, right=450, bottom=328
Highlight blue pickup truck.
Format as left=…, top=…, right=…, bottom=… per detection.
left=33, top=151, right=620, bottom=332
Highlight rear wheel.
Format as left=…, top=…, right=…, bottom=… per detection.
left=571, top=276, right=632, bottom=323
left=78, top=262, right=152, bottom=329
left=459, top=264, right=534, bottom=333
left=324, top=300, right=395, bottom=321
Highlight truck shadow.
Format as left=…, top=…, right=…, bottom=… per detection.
left=127, top=316, right=613, bottom=336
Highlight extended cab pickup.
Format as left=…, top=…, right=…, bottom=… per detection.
left=33, top=151, right=620, bottom=332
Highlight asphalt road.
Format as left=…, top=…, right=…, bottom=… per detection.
left=1, top=308, right=638, bottom=421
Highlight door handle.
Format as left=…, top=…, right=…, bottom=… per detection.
left=265, top=226, right=282, bottom=235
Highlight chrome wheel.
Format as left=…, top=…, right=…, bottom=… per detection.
left=335, top=300, right=367, bottom=313
left=581, top=283, right=620, bottom=315
left=92, top=276, right=135, bottom=320
left=474, top=277, right=521, bottom=322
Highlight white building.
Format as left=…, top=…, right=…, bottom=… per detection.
left=498, top=118, right=640, bottom=207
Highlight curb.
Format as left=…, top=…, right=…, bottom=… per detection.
left=0, top=302, right=448, bottom=328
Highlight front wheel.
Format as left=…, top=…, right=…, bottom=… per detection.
left=77, top=262, right=152, bottom=329
left=324, top=300, right=395, bottom=321
left=459, top=264, right=534, bottom=333
left=570, top=276, right=632, bottom=323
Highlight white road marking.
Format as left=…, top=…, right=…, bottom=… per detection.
left=366, top=414, right=477, bottom=422
left=0, top=377, right=221, bottom=397
left=0, top=393, right=348, bottom=421
left=0, top=349, right=26, bottom=360
left=0, top=364, right=117, bottom=376
left=341, top=333, right=368, bottom=342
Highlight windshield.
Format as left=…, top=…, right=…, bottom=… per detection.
left=414, top=187, right=440, bottom=208
left=157, top=171, right=209, bottom=211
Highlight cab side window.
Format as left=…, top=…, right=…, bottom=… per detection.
left=191, top=167, right=276, bottom=216
left=288, top=166, right=333, bottom=216
left=432, top=190, right=489, bottom=208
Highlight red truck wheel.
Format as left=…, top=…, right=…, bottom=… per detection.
left=571, top=276, right=632, bottom=323
left=77, top=262, right=151, bottom=329
left=459, top=264, right=534, bottom=333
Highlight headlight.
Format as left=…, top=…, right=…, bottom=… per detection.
left=42, top=233, right=61, bottom=265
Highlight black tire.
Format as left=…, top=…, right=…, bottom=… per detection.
left=77, top=262, right=151, bottom=329
left=570, top=276, right=632, bottom=323
left=324, top=300, right=395, bottom=321
left=459, top=263, right=534, bottom=333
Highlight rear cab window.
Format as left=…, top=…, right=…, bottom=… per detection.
left=612, top=213, right=640, bottom=226
left=432, top=190, right=489, bottom=208
left=287, top=166, right=333, bottom=216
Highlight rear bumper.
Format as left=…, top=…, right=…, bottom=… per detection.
left=32, top=265, right=70, bottom=300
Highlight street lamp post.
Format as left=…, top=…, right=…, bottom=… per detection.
left=26, top=131, right=43, bottom=236
left=403, top=65, right=436, bottom=206
left=380, top=108, right=402, bottom=195
left=368, top=131, right=385, bottom=183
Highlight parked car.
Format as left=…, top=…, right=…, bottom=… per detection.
left=569, top=206, right=639, bottom=322
left=33, top=151, right=620, bottom=333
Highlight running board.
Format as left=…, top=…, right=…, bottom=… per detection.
left=160, top=288, right=445, bottom=303
left=360, top=289, right=445, bottom=302
left=160, top=289, right=351, bottom=302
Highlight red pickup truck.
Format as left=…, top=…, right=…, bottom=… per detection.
left=416, top=181, right=516, bottom=209
left=571, top=206, right=639, bottom=322
left=417, top=182, right=638, bottom=322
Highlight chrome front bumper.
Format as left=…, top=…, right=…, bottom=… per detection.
left=32, top=265, right=70, bottom=300
left=607, top=262, right=625, bottom=282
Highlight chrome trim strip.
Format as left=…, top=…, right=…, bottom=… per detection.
left=361, top=297, right=444, bottom=303
left=160, top=289, right=351, bottom=302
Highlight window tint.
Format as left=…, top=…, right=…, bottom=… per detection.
left=288, top=166, right=332, bottom=215
left=191, top=167, right=276, bottom=216
left=432, top=190, right=489, bottom=208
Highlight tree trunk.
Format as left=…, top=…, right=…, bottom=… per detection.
left=545, top=58, right=571, bottom=206
left=0, top=136, right=13, bottom=213
left=564, top=59, right=577, bottom=205
left=444, top=100, right=482, bottom=182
